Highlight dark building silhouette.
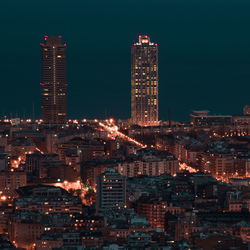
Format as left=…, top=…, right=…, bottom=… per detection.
left=131, top=35, right=159, bottom=126
left=40, top=36, right=67, bottom=124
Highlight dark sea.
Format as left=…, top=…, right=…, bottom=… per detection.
left=0, top=0, right=249, bottom=121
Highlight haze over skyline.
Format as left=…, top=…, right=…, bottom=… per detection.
left=0, top=0, right=249, bottom=121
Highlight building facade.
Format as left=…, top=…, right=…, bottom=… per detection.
left=116, top=157, right=179, bottom=177
left=41, top=36, right=67, bottom=124
left=0, top=171, right=27, bottom=197
left=96, top=168, right=126, bottom=213
left=131, top=35, right=159, bottom=126
left=243, top=105, right=250, bottom=115
left=190, top=111, right=232, bottom=127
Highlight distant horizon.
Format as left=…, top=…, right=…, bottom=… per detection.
left=0, top=0, right=249, bottom=121
left=1, top=106, right=247, bottom=124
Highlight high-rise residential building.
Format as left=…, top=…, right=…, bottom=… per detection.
left=40, top=36, right=67, bottom=124
left=243, top=105, right=250, bottom=115
left=96, top=168, right=126, bottom=213
left=131, top=35, right=159, bottom=126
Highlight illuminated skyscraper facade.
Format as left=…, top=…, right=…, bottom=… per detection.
left=131, top=35, right=158, bottom=126
left=41, top=36, right=67, bottom=124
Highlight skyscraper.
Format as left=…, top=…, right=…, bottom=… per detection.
left=40, top=36, right=67, bottom=124
left=96, top=168, right=126, bottom=213
left=131, top=35, right=159, bottom=126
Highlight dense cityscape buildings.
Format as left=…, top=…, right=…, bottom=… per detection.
left=40, top=36, right=67, bottom=124
left=0, top=33, right=249, bottom=250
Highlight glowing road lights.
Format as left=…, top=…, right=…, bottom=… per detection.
left=99, top=122, right=146, bottom=148
left=52, top=180, right=94, bottom=205
left=0, top=196, right=7, bottom=201
left=35, top=147, right=44, bottom=154
left=179, top=163, right=198, bottom=173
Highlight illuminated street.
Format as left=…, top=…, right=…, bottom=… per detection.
left=98, top=121, right=146, bottom=148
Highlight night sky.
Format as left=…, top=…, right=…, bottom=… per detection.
left=0, top=0, right=249, bottom=121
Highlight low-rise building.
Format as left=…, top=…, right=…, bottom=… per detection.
left=15, top=185, right=82, bottom=214
left=116, top=148, right=179, bottom=177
